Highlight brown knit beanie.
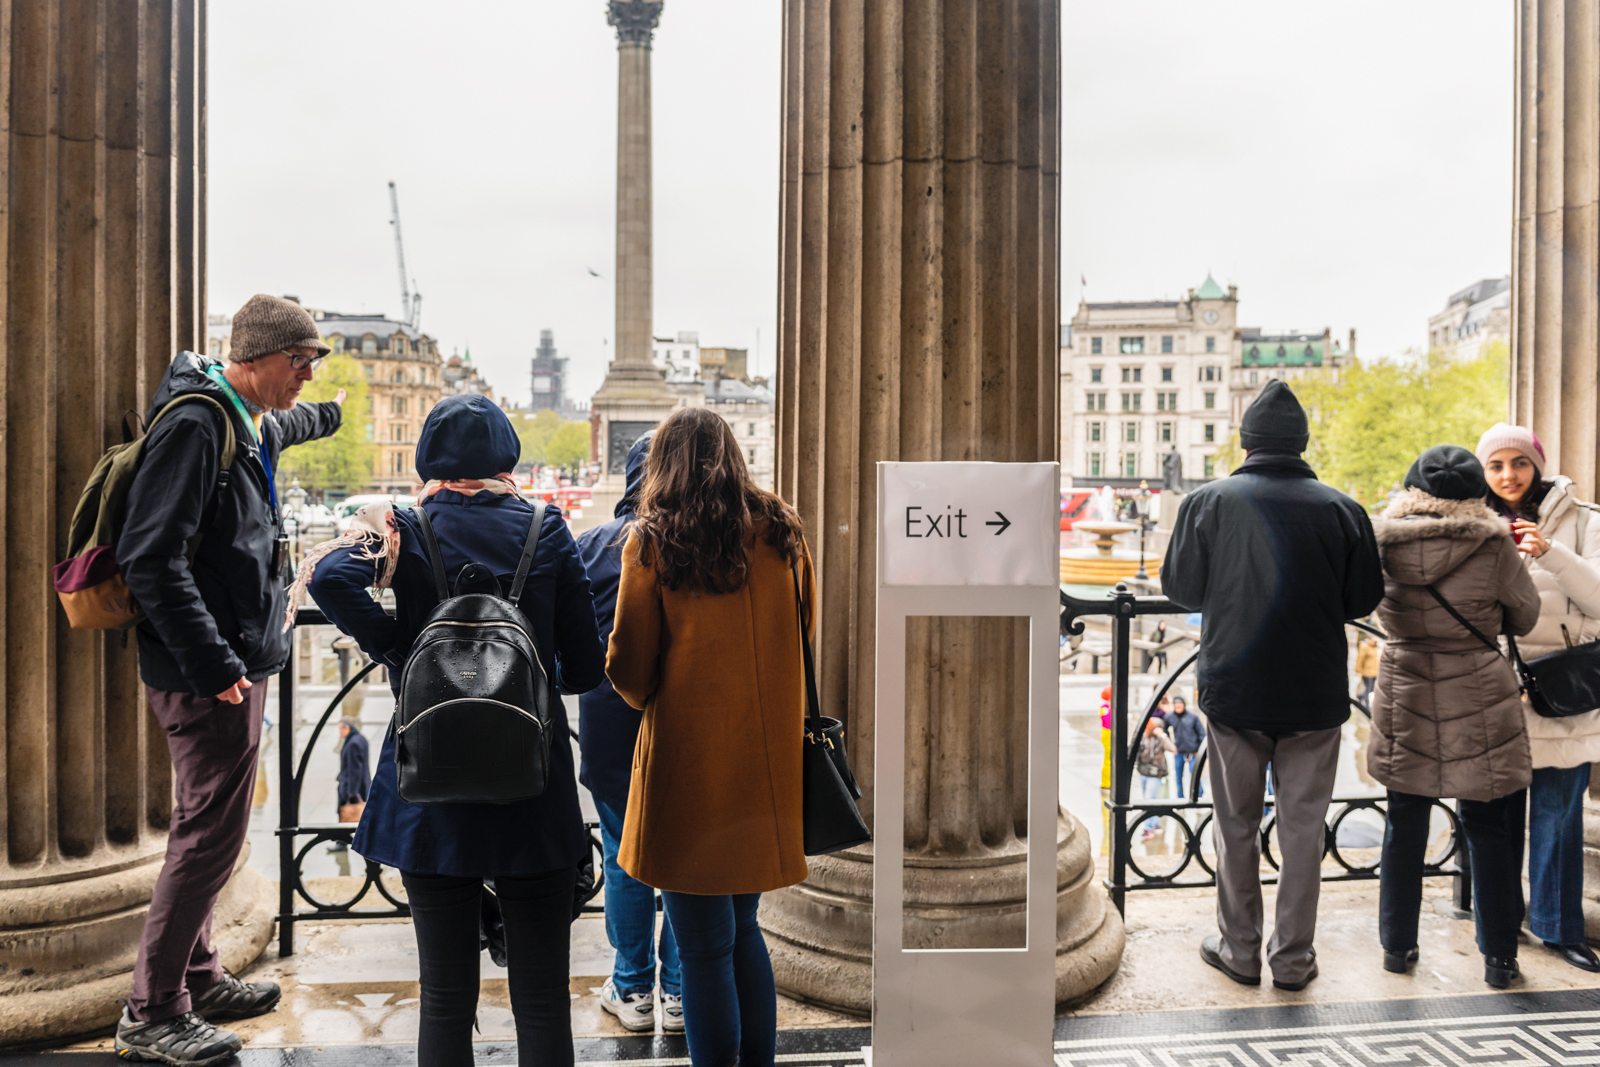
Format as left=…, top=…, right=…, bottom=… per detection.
left=228, top=294, right=332, bottom=363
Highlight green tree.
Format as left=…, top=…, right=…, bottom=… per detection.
left=513, top=409, right=564, bottom=466
left=546, top=420, right=591, bottom=469
left=277, top=352, right=377, bottom=499
left=1213, top=340, right=1509, bottom=507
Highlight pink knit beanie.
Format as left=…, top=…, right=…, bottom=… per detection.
left=1475, top=422, right=1545, bottom=474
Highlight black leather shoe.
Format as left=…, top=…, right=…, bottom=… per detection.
left=1384, top=947, right=1419, bottom=974
left=1485, top=956, right=1520, bottom=989
left=191, top=972, right=280, bottom=1021
left=1550, top=942, right=1600, bottom=972
left=1273, top=963, right=1318, bottom=992
left=1199, top=935, right=1260, bottom=986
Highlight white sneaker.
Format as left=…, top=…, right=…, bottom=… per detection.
left=599, top=978, right=656, bottom=1032
left=660, top=991, right=684, bottom=1033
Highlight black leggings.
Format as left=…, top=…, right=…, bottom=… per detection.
left=401, top=868, right=577, bottom=1067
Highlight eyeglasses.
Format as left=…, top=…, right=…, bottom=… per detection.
left=280, top=351, right=326, bottom=371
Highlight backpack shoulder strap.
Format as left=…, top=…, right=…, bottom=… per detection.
left=411, top=504, right=449, bottom=601
left=508, top=503, right=546, bottom=603
left=144, top=394, right=238, bottom=561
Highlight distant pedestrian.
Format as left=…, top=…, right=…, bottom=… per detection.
left=1354, top=635, right=1380, bottom=712
left=1162, top=379, right=1384, bottom=993
left=1369, top=445, right=1540, bottom=989
left=1166, top=695, right=1206, bottom=799
left=1479, top=423, right=1600, bottom=974
left=1135, top=718, right=1176, bottom=837
left=1151, top=619, right=1170, bottom=674
left=329, top=716, right=369, bottom=854
left=115, top=297, right=344, bottom=1063
left=605, top=407, right=813, bottom=1067
left=574, top=433, right=684, bottom=1033
left=308, top=393, right=606, bottom=1066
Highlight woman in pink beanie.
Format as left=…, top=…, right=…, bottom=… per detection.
left=1478, top=421, right=1600, bottom=973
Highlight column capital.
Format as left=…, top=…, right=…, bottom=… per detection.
left=607, top=0, right=663, bottom=47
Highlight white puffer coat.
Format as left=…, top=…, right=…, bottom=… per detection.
left=1517, top=477, right=1600, bottom=768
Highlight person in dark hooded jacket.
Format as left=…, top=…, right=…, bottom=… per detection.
left=308, top=393, right=605, bottom=1067
left=1162, top=379, right=1383, bottom=993
left=115, top=296, right=344, bottom=1065
left=574, top=433, right=683, bottom=1033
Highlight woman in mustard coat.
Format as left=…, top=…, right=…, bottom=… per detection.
left=606, top=406, right=813, bottom=1067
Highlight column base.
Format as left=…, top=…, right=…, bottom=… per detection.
left=0, top=845, right=276, bottom=1047
left=761, top=810, right=1125, bottom=1015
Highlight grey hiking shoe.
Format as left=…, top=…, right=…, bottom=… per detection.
left=114, top=1009, right=241, bottom=1065
left=192, top=971, right=281, bottom=1021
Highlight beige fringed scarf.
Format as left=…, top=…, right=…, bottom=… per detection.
left=283, top=475, right=524, bottom=631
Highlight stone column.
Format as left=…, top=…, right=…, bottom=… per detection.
left=591, top=0, right=681, bottom=501
left=761, top=0, right=1124, bottom=1013
left=0, top=2, right=271, bottom=1044
left=1512, top=0, right=1600, bottom=943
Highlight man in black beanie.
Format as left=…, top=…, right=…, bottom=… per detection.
left=1163, top=378, right=1384, bottom=991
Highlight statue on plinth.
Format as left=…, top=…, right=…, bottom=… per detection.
left=1162, top=446, right=1184, bottom=492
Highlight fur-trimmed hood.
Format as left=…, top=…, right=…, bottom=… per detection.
left=1375, top=487, right=1512, bottom=586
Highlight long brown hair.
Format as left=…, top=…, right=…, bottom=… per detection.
left=629, top=406, right=803, bottom=593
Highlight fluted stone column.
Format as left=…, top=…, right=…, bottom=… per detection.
left=0, top=2, right=272, bottom=1044
left=761, top=0, right=1124, bottom=1014
left=591, top=0, right=680, bottom=498
left=1512, top=0, right=1600, bottom=943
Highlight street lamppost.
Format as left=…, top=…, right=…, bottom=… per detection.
left=1133, top=480, right=1154, bottom=581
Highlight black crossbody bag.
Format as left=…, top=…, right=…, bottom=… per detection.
left=1424, top=584, right=1600, bottom=719
left=791, top=561, right=871, bottom=855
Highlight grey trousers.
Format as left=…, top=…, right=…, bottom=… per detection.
left=1207, top=720, right=1341, bottom=985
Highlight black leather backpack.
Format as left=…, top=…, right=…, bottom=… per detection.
left=395, top=503, right=553, bottom=804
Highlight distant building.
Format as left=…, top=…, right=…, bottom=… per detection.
left=316, top=311, right=446, bottom=496
left=654, top=331, right=701, bottom=383
left=700, top=346, right=749, bottom=382
left=1428, top=276, right=1509, bottom=359
left=1061, top=275, right=1346, bottom=488
left=704, top=376, right=775, bottom=490
left=442, top=349, right=497, bottom=404
left=529, top=329, right=569, bottom=413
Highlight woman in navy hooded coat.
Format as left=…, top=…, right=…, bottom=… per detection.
left=309, top=394, right=605, bottom=1067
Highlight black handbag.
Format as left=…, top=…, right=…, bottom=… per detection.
left=1424, top=584, right=1600, bottom=719
left=791, top=563, right=871, bottom=856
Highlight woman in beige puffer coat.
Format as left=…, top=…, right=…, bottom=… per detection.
left=1478, top=422, right=1600, bottom=972
left=1369, top=445, right=1541, bottom=989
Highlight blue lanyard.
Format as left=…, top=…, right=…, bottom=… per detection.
left=207, top=366, right=278, bottom=521
left=260, top=433, right=278, bottom=519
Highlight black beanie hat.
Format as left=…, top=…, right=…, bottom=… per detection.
left=1239, top=379, right=1310, bottom=453
left=1403, top=444, right=1487, bottom=501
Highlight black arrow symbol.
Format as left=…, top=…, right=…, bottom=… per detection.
left=986, top=511, right=1011, bottom=535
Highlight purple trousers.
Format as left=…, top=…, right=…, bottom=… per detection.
left=128, top=682, right=267, bottom=1021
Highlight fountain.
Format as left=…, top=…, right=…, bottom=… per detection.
left=1059, top=487, right=1163, bottom=586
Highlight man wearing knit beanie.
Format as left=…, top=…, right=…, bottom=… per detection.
left=1163, top=378, right=1384, bottom=993
left=112, top=296, right=345, bottom=1063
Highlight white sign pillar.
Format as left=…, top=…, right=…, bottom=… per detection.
left=872, top=461, right=1061, bottom=1067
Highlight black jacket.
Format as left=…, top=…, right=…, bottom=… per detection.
left=119, top=352, right=343, bottom=696
left=1162, top=451, right=1383, bottom=733
left=1166, top=709, right=1207, bottom=754
left=337, top=729, right=370, bottom=806
left=573, top=434, right=650, bottom=808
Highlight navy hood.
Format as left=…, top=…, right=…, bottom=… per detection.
left=415, top=394, right=521, bottom=480
left=614, top=431, right=653, bottom=519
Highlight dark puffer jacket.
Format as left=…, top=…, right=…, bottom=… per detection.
left=1368, top=489, right=1541, bottom=801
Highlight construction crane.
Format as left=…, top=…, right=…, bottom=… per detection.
left=387, top=181, right=422, bottom=330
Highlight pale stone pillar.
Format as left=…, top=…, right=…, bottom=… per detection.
left=761, top=0, right=1124, bottom=1013
left=591, top=0, right=680, bottom=500
left=0, top=2, right=271, bottom=1044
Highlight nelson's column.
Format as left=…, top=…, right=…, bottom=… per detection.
left=590, top=0, right=681, bottom=508
left=759, top=0, right=1125, bottom=1011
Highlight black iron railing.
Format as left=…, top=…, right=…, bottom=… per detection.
left=275, top=608, right=605, bottom=956
left=1060, top=585, right=1470, bottom=917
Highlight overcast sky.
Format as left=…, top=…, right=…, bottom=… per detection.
left=211, top=1, right=1511, bottom=410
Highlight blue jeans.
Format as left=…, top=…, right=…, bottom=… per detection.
left=1139, top=773, right=1165, bottom=831
left=1174, top=752, right=1202, bottom=799
left=660, top=891, right=775, bottom=1067
left=1529, top=764, right=1591, bottom=945
left=595, top=798, right=681, bottom=997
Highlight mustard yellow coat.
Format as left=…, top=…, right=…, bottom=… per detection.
left=606, top=523, right=815, bottom=895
